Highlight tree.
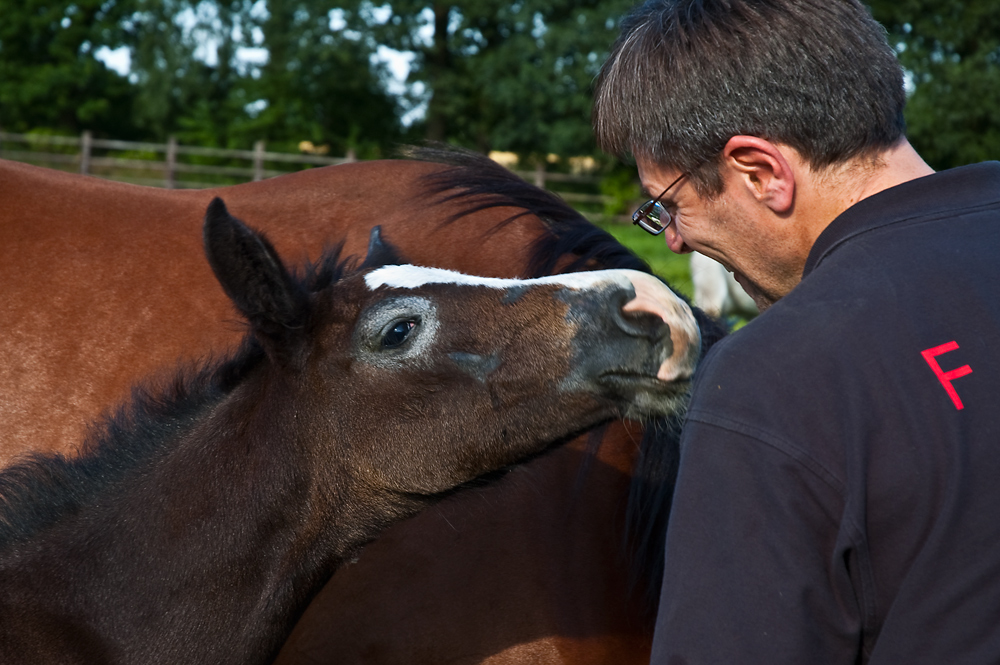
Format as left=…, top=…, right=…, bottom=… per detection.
left=345, top=0, right=633, bottom=159
left=868, top=0, right=1000, bottom=169
left=0, top=0, right=137, bottom=136
left=239, top=0, right=404, bottom=156
left=106, top=0, right=404, bottom=155
left=121, top=0, right=239, bottom=142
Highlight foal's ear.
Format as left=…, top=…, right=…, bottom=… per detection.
left=359, top=225, right=405, bottom=270
left=203, top=198, right=309, bottom=351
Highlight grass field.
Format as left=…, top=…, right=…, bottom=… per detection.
left=593, top=220, right=694, bottom=299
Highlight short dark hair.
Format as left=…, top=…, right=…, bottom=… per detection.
left=593, top=0, right=907, bottom=194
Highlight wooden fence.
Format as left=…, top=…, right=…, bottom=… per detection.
left=0, top=131, right=612, bottom=212
left=0, top=130, right=355, bottom=189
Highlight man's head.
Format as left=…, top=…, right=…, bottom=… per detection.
left=594, top=0, right=916, bottom=310
left=593, top=0, right=907, bottom=196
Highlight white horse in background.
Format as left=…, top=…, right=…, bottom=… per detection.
left=690, top=252, right=758, bottom=321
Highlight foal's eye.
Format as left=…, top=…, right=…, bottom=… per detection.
left=381, top=319, right=417, bottom=349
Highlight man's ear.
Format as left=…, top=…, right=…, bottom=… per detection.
left=721, top=136, right=796, bottom=214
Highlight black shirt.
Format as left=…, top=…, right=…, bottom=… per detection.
left=650, top=162, right=1000, bottom=664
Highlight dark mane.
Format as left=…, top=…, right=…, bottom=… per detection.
left=406, top=144, right=728, bottom=613
left=0, top=244, right=352, bottom=546
left=402, top=144, right=652, bottom=277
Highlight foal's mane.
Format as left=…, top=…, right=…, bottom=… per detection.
left=0, top=247, right=354, bottom=546
left=406, top=144, right=727, bottom=613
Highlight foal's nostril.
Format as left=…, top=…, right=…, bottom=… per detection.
left=614, top=287, right=673, bottom=345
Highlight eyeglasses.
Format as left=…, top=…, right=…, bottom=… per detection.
left=632, top=173, right=686, bottom=236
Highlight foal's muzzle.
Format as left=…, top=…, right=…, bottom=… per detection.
left=557, top=270, right=700, bottom=416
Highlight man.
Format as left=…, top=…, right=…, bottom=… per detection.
left=593, top=1, right=1000, bottom=663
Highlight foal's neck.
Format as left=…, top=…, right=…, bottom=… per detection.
left=0, top=377, right=368, bottom=665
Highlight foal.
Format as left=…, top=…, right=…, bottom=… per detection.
left=0, top=199, right=698, bottom=664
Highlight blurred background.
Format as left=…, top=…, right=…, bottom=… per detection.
left=1, top=0, right=997, bottom=303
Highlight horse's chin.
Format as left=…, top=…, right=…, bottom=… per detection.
left=596, top=373, right=692, bottom=419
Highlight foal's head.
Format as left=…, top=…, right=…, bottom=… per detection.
left=204, top=197, right=698, bottom=501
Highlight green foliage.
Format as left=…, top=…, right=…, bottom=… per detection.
left=123, top=0, right=198, bottom=139
left=240, top=0, right=403, bottom=157
left=117, top=0, right=403, bottom=154
left=600, top=163, right=643, bottom=216
left=343, top=0, right=633, bottom=158
left=0, top=0, right=137, bottom=135
left=2, top=1, right=996, bottom=172
left=0, top=0, right=404, bottom=153
left=868, top=0, right=1000, bottom=169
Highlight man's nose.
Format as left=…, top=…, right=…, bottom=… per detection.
left=663, top=221, right=692, bottom=254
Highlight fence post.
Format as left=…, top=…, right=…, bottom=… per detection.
left=534, top=161, right=546, bottom=189
left=165, top=136, right=177, bottom=189
left=345, top=147, right=357, bottom=163
left=253, top=140, right=265, bottom=181
left=80, top=130, right=92, bottom=175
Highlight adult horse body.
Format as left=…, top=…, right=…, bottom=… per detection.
left=0, top=151, right=724, bottom=663
left=0, top=199, right=696, bottom=663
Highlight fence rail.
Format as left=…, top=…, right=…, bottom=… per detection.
left=0, top=131, right=357, bottom=189
left=0, top=130, right=613, bottom=210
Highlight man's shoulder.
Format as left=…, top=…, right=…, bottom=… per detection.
left=686, top=277, right=881, bottom=441
left=807, top=161, right=1000, bottom=276
left=694, top=289, right=856, bottom=390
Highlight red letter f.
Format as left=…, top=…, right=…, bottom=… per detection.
left=921, top=341, right=973, bottom=410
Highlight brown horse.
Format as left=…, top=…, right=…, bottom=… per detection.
left=0, top=148, right=726, bottom=663
left=0, top=198, right=697, bottom=663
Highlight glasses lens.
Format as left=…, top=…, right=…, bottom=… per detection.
left=632, top=201, right=667, bottom=234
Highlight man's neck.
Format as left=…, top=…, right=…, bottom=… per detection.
left=795, top=138, right=935, bottom=252
left=843, top=138, right=935, bottom=208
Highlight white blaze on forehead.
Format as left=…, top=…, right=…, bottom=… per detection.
left=364, top=265, right=638, bottom=291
